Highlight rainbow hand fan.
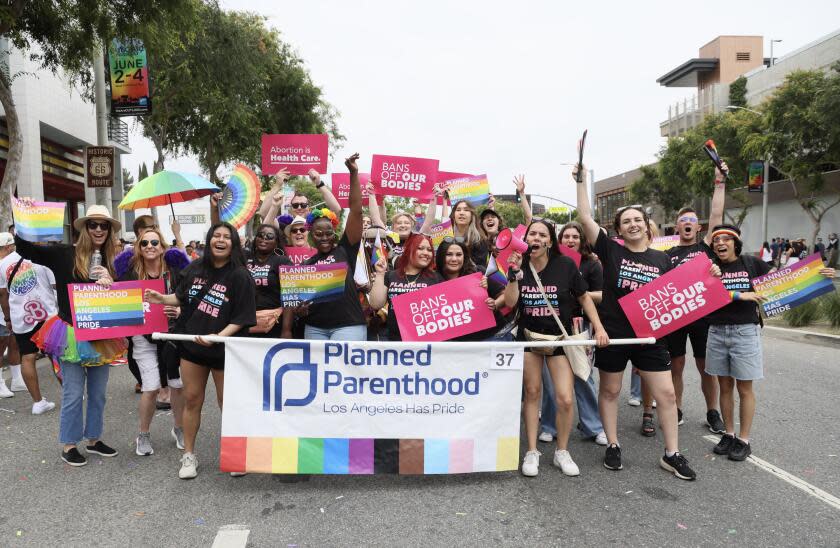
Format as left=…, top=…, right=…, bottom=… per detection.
left=219, top=164, right=260, bottom=229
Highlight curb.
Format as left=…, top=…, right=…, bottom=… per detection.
left=764, top=325, right=840, bottom=348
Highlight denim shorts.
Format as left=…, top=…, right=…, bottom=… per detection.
left=705, top=324, right=763, bottom=381
left=0, top=324, right=8, bottom=337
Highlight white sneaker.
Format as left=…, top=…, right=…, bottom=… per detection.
left=521, top=450, right=540, bottom=477
left=538, top=431, right=554, bottom=443
left=179, top=452, right=198, bottom=479
left=32, top=398, right=56, bottom=415
left=594, top=432, right=608, bottom=446
left=230, top=471, right=247, bottom=477
left=627, top=397, right=641, bottom=407
left=171, top=427, right=185, bottom=450
left=0, top=380, right=13, bottom=398
left=652, top=400, right=657, bottom=408
left=10, top=378, right=27, bottom=392
left=553, top=449, right=580, bottom=476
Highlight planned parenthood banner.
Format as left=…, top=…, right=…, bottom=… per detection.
left=220, top=339, right=523, bottom=474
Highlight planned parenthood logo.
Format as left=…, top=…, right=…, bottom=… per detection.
left=262, top=342, right=317, bottom=411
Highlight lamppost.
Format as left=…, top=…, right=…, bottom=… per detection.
left=770, top=38, right=782, bottom=66
left=726, top=104, right=770, bottom=244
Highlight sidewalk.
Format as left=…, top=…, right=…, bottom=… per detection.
left=764, top=319, right=840, bottom=349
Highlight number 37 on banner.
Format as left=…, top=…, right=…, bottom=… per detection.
left=490, top=347, right=524, bottom=371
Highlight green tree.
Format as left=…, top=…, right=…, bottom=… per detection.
left=138, top=162, right=149, bottom=182
left=486, top=201, right=526, bottom=230
left=729, top=75, right=748, bottom=108
left=122, top=168, right=134, bottom=193
left=0, top=0, right=193, bottom=227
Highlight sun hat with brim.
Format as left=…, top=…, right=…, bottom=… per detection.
left=284, top=215, right=308, bottom=238
left=74, top=204, right=122, bottom=232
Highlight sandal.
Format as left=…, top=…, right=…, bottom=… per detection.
left=641, top=413, right=656, bottom=437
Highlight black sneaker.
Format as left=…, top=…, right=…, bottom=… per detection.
left=85, top=441, right=118, bottom=457
left=660, top=452, right=696, bottom=481
left=713, top=434, right=735, bottom=455
left=61, top=447, right=88, bottom=467
left=604, top=444, right=623, bottom=470
left=706, top=409, right=726, bottom=434
left=728, top=438, right=752, bottom=461
left=677, top=408, right=685, bottom=426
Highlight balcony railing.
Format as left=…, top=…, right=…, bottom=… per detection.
left=107, top=116, right=129, bottom=149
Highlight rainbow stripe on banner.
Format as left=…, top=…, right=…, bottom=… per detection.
left=649, top=235, right=680, bottom=251
left=753, top=253, right=835, bottom=317
left=446, top=175, right=490, bottom=207
left=430, top=219, right=454, bottom=250
left=12, top=199, right=66, bottom=242
left=220, top=436, right=518, bottom=474
left=279, top=262, right=347, bottom=307
left=71, top=286, right=145, bottom=328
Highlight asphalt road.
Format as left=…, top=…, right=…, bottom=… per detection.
left=1, top=331, right=838, bottom=547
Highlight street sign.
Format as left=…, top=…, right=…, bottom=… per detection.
left=85, top=146, right=115, bottom=188
left=169, top=214, right=206, bottom=224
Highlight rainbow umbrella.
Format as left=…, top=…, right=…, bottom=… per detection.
left=118, top=170, right=220, bottom=216
left=219, top=164, right=260, bottom=229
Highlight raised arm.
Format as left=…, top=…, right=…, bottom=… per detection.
left=343, top=154, right=363, bottom=245
left=368, top=258, right=388, bottom=310
left=310, top=169, right=342, bottom=215
left=210, top=193, right=221, bottom=226
left=703, top=163, right=728, bottom=246
left=574, top=166, right=600, bottom=245
left=262, top=189, right=284, bottom=226
left=418, top=192, right=441, bottom=235
left=258, top=168, right=289, bottom=220
left=513, top=174, right=533, bottom=225
left=367, top=183, right=385, bottom=228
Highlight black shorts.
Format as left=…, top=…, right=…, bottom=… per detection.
left=594, top=339, right=671, bottom=373
left=666, top=320, right=709, bottom=359
left=179, top=343, right=225, bottom=370
left=515, top=330, right=565, bottom=356
left=14, top=323, right=43, bottom=356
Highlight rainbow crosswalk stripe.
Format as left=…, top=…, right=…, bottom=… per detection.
left=279, top=262, right=347, bottom=307
left=447, top=175, right=490, bottom=207
left=219, top=436, right=518, bottom=474
left=11, top=199, right=65, bottom=242
left=72, top=287, right=145, bottom=328
left=753, top=253, right=835, bottom=317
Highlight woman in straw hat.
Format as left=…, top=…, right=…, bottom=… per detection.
left=13, top=202, right=126, bottom=467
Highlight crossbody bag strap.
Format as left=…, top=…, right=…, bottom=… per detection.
left=528, top=261, right=571, bottom=338
left=7, top=257, right=25, bottom=287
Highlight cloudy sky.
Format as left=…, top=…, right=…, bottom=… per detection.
left=123, top=0, right=840, bottom=209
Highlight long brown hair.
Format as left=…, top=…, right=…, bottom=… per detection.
left=74, top=225, right=117, bottom=280
left=559, top=221, right=594, bottom=262
left=449, top=200, right=482, bottom=247
left=130, top=229, right=170, bottom=280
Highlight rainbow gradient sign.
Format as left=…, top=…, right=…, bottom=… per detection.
left=69, top=280, right=167, bottom=341
left=752, top=253, right=835, bottom=317
left=12, top=199, right=65, bottom=242
left=108, top=39, right=151, bottom=116
left=446, top=174, right=491, bottom=207
left=278, top=263, right=347, bottom=307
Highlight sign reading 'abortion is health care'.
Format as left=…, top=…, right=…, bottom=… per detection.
left=69, top=280, right=167, bottom=341
left=261, top=134, right=328, bottom=176
left=370, top=155, right=439, bottom=199
left=618, top=255, right=730, bottom=338
left=392, top=273, right=496, bottom=342
left=220, top=338, right=522, bottom=474
left=331, top=173, right=371, bottom=209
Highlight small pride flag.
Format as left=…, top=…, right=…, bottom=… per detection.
left=485, top=255, right=508, bottom=287
left=753, top=253, right=835, bottom=317
left=370, top=230, right=387, bottom=267
left=12, top=199, right=66, bottom=242
left=279, top=262, right=348, bottom=307
left=446, top=174, right=490, bottom=207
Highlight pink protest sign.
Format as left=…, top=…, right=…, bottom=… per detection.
left=370, top=154, right=439, bottom=199
left=285, top=247, right=317, bottom=266
left=618, top=255, right=730, bottom=339
left=70, top=279, right=168, bottom=342
left=393, top=273, right=496, bottom=342
left=558, top=244, right=582, bottom=268
left=331, top=173, right=371, bottom=209
left=261, top=134, right=328, bottom=176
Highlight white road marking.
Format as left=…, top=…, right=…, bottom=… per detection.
left=211, top=525, right=250, bottom=548
left=703, top=435, right=840, bottom=512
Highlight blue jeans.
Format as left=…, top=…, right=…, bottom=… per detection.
left=631, top=370, right=641, bottom=400
left=58, top=361, right=110, bottom=445
left=540, top=363, right=605, bottom=438
left=305, top=324, right=367, bottom=341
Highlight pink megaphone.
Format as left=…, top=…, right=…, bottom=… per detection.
left=495, top=227, right=528, bottom=253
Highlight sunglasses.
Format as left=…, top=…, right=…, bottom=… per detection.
left=290, top=203, right=309, bottom=210
left=312, top=230, right=336, bottom=238
left=140, top=239, right=160, bottom=248
left=256, top=232, right=276, bottom=240
left=290, top=227, right=307, bottom=235
left=442, top=236, right=466, bottom=244
left=678, top=216, right=699, bottom=223
left=86, top=221, right=110, bottom=231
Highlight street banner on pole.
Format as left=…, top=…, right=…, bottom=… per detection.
left=753, top=253, right=835, bottom=317
left=85, top=146, right=115, bottom=188
left=220, top=338, right=522, bottom=474
left=747, top=161, right=765, bottom=193
left=108, top=39, right=151, bottom=116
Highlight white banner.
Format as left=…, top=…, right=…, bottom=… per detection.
left=219, top=338, right=523, bottom=474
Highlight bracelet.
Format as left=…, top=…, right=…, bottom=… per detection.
left=507, top=268, right=522, bottom=282
left=316, top=181, right=325, bottom=189
left=729, top=291, right=740, bottom=301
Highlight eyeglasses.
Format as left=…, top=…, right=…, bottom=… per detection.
left=712, top=235, right=734, bottom=244
left=290, top=227, right=307, bottom=235
left=86, top=221, right=110, bottom=231
left=442, top=236, right=466, bottom=244
left=290, top=202, right=309, bottom=210
left=256, top=232, right=276, bottom=240
left=312, top=230, right=336, bottom=238
left=678, top=216, right=699, bottom=223
left=140, top=239, right=160, bottom=248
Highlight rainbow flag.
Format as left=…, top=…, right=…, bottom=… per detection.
left=12, top=199, right=66, bottom=242
left=753, top=253, right=835, bottom=317
left=70, top=285, right=145, bottom=329
left=370, top=230, right=387, bottom=267
left=649, top=235, right=680, bottom=251
left=279, top=262, right=347, bottom=307
left=485, top=255, right=508, bottom=287
left=447, top=174, right=490, bottom=207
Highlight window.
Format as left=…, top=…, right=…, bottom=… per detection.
left=736, top=52, right=750, bottom=61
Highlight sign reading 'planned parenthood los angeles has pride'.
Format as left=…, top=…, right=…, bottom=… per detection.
left=220, top=339, right=523, bottom=474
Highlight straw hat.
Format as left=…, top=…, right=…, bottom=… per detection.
left=73, top=204, right=122, bottom=232
left=284, top=215, right=307, bottom=239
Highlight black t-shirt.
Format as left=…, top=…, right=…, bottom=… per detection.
left=384, top=270, right=444, bottom=340
left=175, top=261, right=256, bottom=359
left=247, top=253, right=292, bottom=311
left=706, top=255, right=771, bottom=325
left=572, top=256, right=603, bottom=318
left=594, top=230, right=672, bottom=338
left=470, top=240, right=490, bottom=270
left=517, top=254, right=587, bottom=336
left=304, top=234, right=366, bottom=328
left=666, top=241, right=715, bottom=268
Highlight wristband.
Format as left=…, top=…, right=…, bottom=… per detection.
left=507, top=268, right=522, bottom=282
left=316, top=181, right=325, bottom=189
left=729, top=291, right=740, bottom=301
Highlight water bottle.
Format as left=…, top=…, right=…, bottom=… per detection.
left=89, top=250, right=102, bottom=280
